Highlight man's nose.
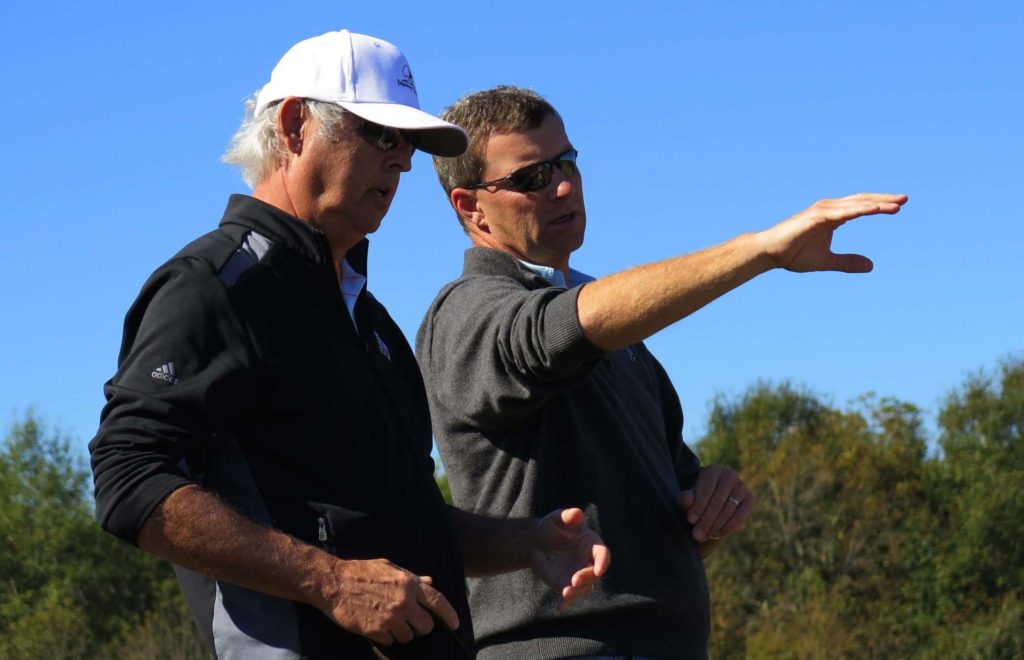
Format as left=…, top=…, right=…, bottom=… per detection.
left=386, top=140, right=414, bottom=173
left=551, top=170, right=576, bottom=199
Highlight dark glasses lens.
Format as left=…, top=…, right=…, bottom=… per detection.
left=354, top=118, right=413, bottom=152
left=470, top=149, right=578, bottom=193
left=509, top=153, right=578, bottom=192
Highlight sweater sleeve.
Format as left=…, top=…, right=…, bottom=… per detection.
left=89, top=257, right=256, bottom=544
left=417, top=273, right=604, bottom=430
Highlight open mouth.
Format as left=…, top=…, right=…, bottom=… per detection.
left=550, top=212, right=575, bottom=225
left=373, top=187, right=389, bottom=198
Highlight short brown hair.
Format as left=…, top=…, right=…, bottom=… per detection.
left=433, top=86, right=560, bottom=229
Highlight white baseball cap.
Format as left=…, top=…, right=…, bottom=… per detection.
left=254, top=29, right=467, bottom=157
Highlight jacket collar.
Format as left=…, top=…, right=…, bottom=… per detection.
left=218, top=194, right=369, bottom=273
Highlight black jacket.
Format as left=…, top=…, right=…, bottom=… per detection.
left=90, top=194, right=472, bottom=659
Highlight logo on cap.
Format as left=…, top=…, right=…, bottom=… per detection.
left=397, top=64, right=416, bottom=92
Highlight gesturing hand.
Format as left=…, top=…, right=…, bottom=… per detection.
left=759, top=193, right=908, bottom=273
left=526, top=508, right=611, bottom=608
left=316, top=557, right=459, bottom=647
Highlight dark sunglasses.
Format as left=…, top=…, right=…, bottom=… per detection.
left=467, top=149, right=579, bottom=193
left=353, top=117, right=415, bottom=153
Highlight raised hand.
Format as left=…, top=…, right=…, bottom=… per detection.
left=526, top=508, right=611, bottom=607
left=759, top=193, right=908, bottom=273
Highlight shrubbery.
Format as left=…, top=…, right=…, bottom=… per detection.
left=699, top=358, right=1024, bottom=658
left=0, top=415, right=205, bottom=659
left=2, top=357, right=1021, bottom=657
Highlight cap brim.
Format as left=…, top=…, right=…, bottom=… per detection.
left=339, top=101, right=468, bottom=157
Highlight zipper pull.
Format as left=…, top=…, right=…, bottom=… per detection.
left=318, top=516, right=328, bottom=542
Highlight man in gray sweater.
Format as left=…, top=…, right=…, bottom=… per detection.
left=416, top=86, right=907, bottom=659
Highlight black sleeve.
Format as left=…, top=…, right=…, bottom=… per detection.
left=89, top=257, right=257, bottom=544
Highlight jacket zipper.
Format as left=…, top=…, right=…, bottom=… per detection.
left=318, top=515, right=328, bottom=543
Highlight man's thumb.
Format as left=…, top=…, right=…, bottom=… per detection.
left=678, top=490, right=694, bottom=511
left=559, top=507, right=584, bottom=528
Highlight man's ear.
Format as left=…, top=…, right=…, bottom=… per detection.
left=277, top=97, right=306, bottom=155
left=451, top=188, right=489, bottom=233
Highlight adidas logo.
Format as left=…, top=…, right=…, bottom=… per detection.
left=151, top=362, right=180, bottom=384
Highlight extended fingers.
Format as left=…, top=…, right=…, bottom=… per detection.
left=559, top=570, right=598, bottom=609
left=558, top=507, right=585, bottom=530
left=829, top=252, right=873, bottom=273
left=842, top=192, right=908, bottom=207
left=817, top=193, right=908, bottom=224
left=590, top=538, right=611, bottom=577
left=571, top=565, right=598, bottom=589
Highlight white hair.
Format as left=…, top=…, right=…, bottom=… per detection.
left=222, top=97, right=350, bottom=188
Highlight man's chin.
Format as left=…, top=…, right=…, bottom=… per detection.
left=356, top=211, right=387, bottom=236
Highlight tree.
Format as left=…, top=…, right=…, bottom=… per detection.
left=698, top=384, right=940, bottom=657
left=0, top=412, right=204, bottom=659
left=696, top=359, right=1024, bottom=658
left=927, top=358, right=1024, bottom=656
left=5, top=356, right=1022, bottom=657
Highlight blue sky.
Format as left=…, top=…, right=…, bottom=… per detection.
left=2, top=2, right=1021, bottom=457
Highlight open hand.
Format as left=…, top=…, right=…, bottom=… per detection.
left=759, top=193, right=908, bottom=273
left=526, top=508, right=610, bottom=607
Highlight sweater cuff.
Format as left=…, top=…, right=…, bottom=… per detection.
left=541, top=284, right=605, bottom=373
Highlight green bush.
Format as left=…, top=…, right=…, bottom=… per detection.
left=0, top=413, right=204, bottom=659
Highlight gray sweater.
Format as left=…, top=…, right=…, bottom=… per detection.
left=416, top=248, right=709, bottom=660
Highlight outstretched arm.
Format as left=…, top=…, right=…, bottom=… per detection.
left=138, top=485, right=460, bottom=648
left=577, top=193, right=908, bottom=350
left=451, top=507, right=611, bottom=606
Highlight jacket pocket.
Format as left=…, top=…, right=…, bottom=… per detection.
left=307, top=502, right=472, bottom=660
left=309, top=502, right=407, bottom=562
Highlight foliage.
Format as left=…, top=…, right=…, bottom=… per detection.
left=698, top=358, right=1024, bottom=658
left=4, top=358, right=1022, bottom=657
left=0, top=413, right=205, bottom=659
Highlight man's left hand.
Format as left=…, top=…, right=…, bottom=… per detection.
left=679, top=465, right=754, bottom=554
left=526, top=508, right=611, bottom=607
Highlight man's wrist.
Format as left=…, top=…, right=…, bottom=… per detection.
left=748, top=230, right=782, bottom=271
left=298, top=543, right=342, bottom=612
left=519, top=517, right=541, bottom=570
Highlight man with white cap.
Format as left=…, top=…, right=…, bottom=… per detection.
left=89, top=32, right=608, bottom=660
